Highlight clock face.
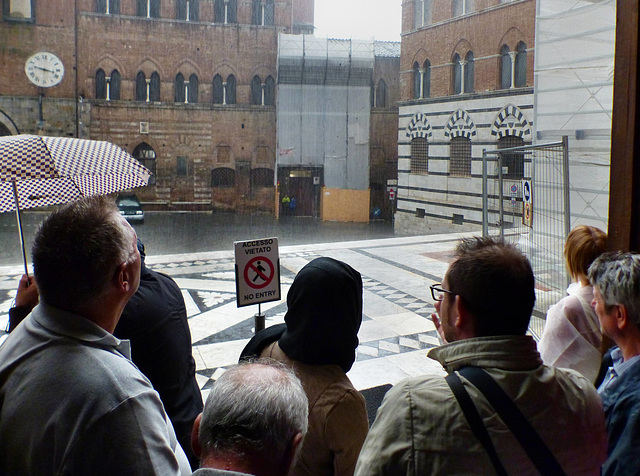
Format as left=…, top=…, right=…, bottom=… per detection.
left=25, top=52, right=65, bottom=88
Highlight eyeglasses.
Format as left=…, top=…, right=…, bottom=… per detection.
left=430, top=283, right=455, bottom=302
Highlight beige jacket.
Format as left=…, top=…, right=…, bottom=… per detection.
left=262, top=342, right=369, bottom=476
left=355, top=336, right=607, bottom=476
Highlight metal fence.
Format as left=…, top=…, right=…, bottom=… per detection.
left=482, top=137, right=570, bottom=338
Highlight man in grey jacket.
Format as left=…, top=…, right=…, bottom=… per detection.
left=355, top=236, right=607, bottom=475
left=0, top=196, right=191, bottom=476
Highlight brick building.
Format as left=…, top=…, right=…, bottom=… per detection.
left=0, top=0, right=400, bottom=219
left=395, top=0, right=535, bottom=234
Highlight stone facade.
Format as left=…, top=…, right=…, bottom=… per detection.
left=396, top=0, right=535, bottom=234
left=0, top=0, right=400, bottom=218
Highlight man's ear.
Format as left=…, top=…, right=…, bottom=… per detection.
left=454, top=297, right=475, bottom=338
left=116, top=261, right=133, bottom=293
left=616, top=304, right=629, bottom=330
left=191, top=413, right=203, bottom=459
left=281, top=432, right=304, bottom=474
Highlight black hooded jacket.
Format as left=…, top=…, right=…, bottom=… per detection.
left=241, top=256, right=363, bottom=372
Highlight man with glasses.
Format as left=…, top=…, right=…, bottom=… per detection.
left=356, top=236, right=606, bottom=475
left=0, top=196, right=191, bottom=476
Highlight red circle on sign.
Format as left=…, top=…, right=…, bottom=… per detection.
left=244, top=257, right=274, bottom=290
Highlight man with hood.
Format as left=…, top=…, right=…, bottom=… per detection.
left=240, top=257, right=368, bottom=476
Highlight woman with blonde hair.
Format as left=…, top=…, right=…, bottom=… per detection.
left=538, top=225, right=608, bottom=383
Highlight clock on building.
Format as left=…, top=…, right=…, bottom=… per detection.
left=25, top=52, right=64, bottom=88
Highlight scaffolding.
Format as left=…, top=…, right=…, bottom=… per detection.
left=276, top=34, right=373, bottom=191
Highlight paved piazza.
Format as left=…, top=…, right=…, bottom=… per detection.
left=0, top=232, right=479, bottom=401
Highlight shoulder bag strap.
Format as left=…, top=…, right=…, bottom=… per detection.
left=458, top=366, right=567, bottom=476
left=445, top=372, right=509, bottom=476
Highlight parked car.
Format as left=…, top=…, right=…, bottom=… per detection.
left=116, top=194, right=144, bottom=224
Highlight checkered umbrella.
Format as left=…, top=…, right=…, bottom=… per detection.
left=0, top=134, right=150, bottom=213
left=0, top=134, right=151, bottom=275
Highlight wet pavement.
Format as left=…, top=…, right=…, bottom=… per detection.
left=0, top=210, right=396, bottom=267
left=0, top=230, right=463, bottom=398
left=0, top=228, right=551, bottom=401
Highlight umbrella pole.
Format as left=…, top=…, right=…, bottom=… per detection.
left=11, top=180, right=29, bottom=278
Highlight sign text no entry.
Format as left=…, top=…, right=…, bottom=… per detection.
left=234, top=237, right=281, bottom=307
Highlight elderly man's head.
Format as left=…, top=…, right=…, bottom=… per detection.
left=32, top=195, right=139, bottom=312
left=588, top=252, right=640, bottom=338
left=194, top=360, right=308, bottom=476
left=438, top=237, right=535, bottom=341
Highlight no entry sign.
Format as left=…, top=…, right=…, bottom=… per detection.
left=234, top=237, right=281, bottom=307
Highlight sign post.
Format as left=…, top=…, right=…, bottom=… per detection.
left=234, top=237, right=281, bottom=333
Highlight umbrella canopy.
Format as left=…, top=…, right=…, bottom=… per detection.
left=0, top=134, right=151, bottom=213
left=0, top=134, right=151, bottom=277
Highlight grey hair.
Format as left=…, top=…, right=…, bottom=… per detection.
left=32, top=195, right=134, bottom=310
left=588, top=251, right=640, bottom=326
left=199, top=359, right=309, bottom=466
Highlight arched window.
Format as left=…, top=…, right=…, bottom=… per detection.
left=214, top=0, right=224, bottom=22
left=423, top=60, right=431, bottom=98
left=175, top=73, right=185, bottom=102
left=251, top=168, right=274, bottom=188
left=500, top=44, right=511, bottom=89
left=0, top=123, right=11, bottom=136
left=137, top=0, right=160, bottom=17
left=136, top=72, right=146, bottom=101
left=452, top=53, right=462, bottom=95
left=133, top=142, right=157, bottom=185
left=498, top=135, right=525, bottom=179
left=251, top=75, right=262, bottom=105
left=211, top=167, right=235, bottom=187
left=414, top=0, right=431, bottom=28
left=253, top=0, right=274, bottom=25
left=252, top=0, right=260, bottom=24
left=150, top=72, right=160, bottom=101
left=265, top=0, right=274, bottom=25
left=376, top=79, right=387, bottom=108
left=213, top=74, right=223, bottom=104
left=227, top=0, right=237, bottom=22
left=226, top=74, right=236, bottom=104
left=188, top=73, right=199, bottom=103
left=413, top=62, right=421, bottom=99
left=176, top=0, right=198, bottom=20
left=95, top=69, right=107, bottom=99
left=109, top=69, right=121, bottom=100
left=453, top=0, right=473, bottom=16
left=515, top=41, right=527, bottom=88
left=450, top=136, right=471, bottom=177
left=410, top=137, right=429, bottom=174
left=96, top=0, right=120, bottom=14
left=412, top=60, right=431, bottom=100
left=215, top=0, right=236, bottom=23
left=464, top=51, right=474, bottom=93
left=264, top=76, right=275, bottom=106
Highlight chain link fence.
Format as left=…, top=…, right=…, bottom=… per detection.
left=482, top=137, right=570, bottom=338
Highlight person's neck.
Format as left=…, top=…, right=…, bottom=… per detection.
left=619, top=337, right=640, bottom=362
left=72, top=296, right=125, bottom=334
left=616, top=325, right=640, bottom=361
left=200, top=454, right=263, bottom=475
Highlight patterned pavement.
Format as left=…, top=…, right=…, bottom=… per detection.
left=0, top=232, right=478, bottom=401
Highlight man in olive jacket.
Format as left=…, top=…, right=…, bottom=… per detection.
left=356, top=237, right=607, bottom=476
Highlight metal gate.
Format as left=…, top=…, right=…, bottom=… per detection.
left=482, top=137, right=570, bottom=336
